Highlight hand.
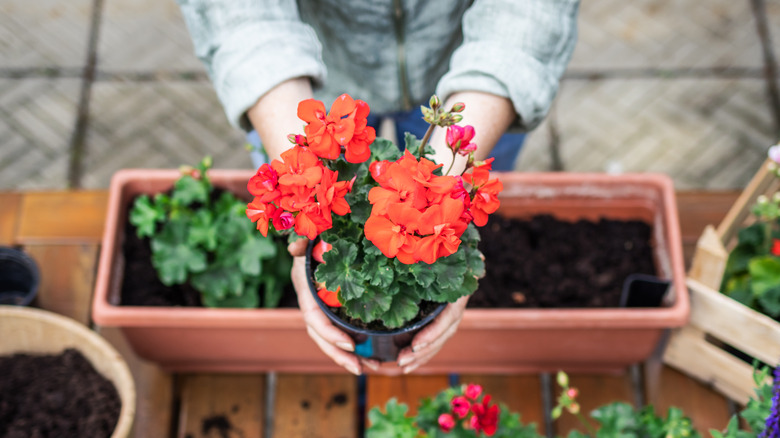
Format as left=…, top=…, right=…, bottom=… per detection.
left=395, top=295, right=469, bottom=374
left=288, top=239, right=380, bottom=375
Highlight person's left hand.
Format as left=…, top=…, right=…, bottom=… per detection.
left=394, top=295, right=469, bottom=374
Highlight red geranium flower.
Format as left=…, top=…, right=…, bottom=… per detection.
left=317, top=286, right=341, bottom=307
left=297, top=94, right=357, bottom=160
left=438, top=413, right=455, bottom=433
left=344, top=99, right=375, bottom=163
left=772, top=238, right=780, bottom=257
left=451, top=395, right=471, bottom=419
left=246, top=199, right=276, bottom=237
left=470, top=394, right=500, bottom=436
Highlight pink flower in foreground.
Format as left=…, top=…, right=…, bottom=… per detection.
left=465, top=383, right=482, bottom=400
left=438, top=413, right=455, bottom=433
left=451, top=395, right=471, bottom=419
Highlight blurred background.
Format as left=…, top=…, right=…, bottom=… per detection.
left=1, top=0, right=778, bottom=191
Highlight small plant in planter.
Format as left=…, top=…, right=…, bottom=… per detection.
left=245, top=94, right=501, bottom=360
left=130, top=156, right=292, bottom=308
left=366, top=369, right=779, bottom=437
left=721, top=144, right=780, bottom=321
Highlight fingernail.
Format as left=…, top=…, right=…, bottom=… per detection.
left=398, top=356, right=414, bottom=368
left=403, top=363, right=420, bottom=374
left=346, top=363, right=361, bottom=376
left=336, top=341, right=354, bottom=352
left=412, top=342, right=428, bottom=353
left=362, top=360, right=380, bottom=371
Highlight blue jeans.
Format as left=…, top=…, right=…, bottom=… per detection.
left=249, top=109, right=525, bottom=171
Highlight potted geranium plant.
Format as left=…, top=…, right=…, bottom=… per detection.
left=664, top=144, right=780, bottom=404
left=245, top=94, right=500, bottom=361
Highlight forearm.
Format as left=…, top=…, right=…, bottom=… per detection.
left=247, top=77, right=314, bottom=161
left=430, top=91, right=515, bottom=175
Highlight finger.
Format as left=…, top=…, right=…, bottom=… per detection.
left=306, top=325, right=362, bottom=375
left=410, top=295, right=468, bottom=352
left=292, top=257, right=355, bottom=351
left=288, top=237, right=310, bottom=257
left=397, top=321, right=459, bottom=372
left=360, top=358, right=381, bottom=372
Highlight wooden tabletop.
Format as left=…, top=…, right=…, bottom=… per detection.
left=0, top=189, right=742, bottom=437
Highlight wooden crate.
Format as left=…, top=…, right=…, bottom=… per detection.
left=663, top=158, right=780, bottom=405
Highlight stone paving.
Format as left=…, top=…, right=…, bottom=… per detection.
left=0, top=0, right=778, bottom=190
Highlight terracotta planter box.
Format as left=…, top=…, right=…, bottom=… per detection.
left=664, top=159, right=780, bottom=404
left=93, top=169, right=688, bottom=374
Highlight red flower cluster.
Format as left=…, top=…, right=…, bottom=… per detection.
left=365, top=152, right=502, bottom=264
left=297, top=93, right=376, bottom=163
left=246, top=146, right=352, bottom=240
left=772, top=238, right=780, bottom=257
left=438, top=384, right=500, bottom=436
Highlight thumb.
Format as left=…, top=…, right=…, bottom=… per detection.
left=288, top=237, right=310, bottom=257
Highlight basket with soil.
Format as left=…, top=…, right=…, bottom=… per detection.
left=0, top=306, right=135, bottom=438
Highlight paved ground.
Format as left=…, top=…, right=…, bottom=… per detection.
left=1, top=0, right=778, bottom=190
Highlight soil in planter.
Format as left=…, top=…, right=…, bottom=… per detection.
left=120, top=207, right=298, bottom=308
left=0, top=348, right=121, bottom=438
left=469, top=214, right=657, bottom=308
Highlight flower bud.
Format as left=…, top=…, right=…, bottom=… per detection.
left=287, top=134, right=297, bottom=144
left=566, top=388, right=578, bottom=399
left=202, top=156, right=213, bottom=168
left=422, top=106, right=436, bottom=124
left=551, top=405, right=563, bottom=420
left=450, top=102, right=465, bottom=113
left=429, top=95, right=441, bottom=109
left=568, top=402, right=580, bottom=414
left=556, top=371, right=569, bottom=388
left=757, top=195, right=769, bottom=205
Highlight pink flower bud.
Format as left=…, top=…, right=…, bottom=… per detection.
left=465, top=383, right=482, bottom=400
left=272, top=210, right=294, bottom=230
left=566, top=388, right=578, bottom=399
left=438, top=413, right=455, bottom=432
left=451, top=102, right=465, bottom=113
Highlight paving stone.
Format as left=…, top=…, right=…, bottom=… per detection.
left=0, top=0, right=92, bottom=69
left=80, top=81, right=247, bottom=189
left=517, top=78, right=774, bottom=190
left=571, top=0, right=764, bottom=70
left=0, top=79, right=79, bottom=190
left=97, top=0, right=205, bottom=72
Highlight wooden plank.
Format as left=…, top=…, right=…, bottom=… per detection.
left=178, top=374, right=265, bottom=438
left=273, top=374, right=357, bottom=438
left=553, top=372, right=635, bottom=435
left=98, top=327, right=174, bottom=438
left=646, top=364, right=732, bottom=434
left=365, top=375, right=450, bottom=420
left=24, top=244, right=99, bottom=326
left=675, top=191, right=740, bottom=269
left=0, top=192, right=22, bottom=245
left=460, top=374, right=546, bottom=435
left=16, top=190, right=108, bottom=244
left=688, top=225, right=729, bottom=290
left=716, top=158, right=778, bottom=245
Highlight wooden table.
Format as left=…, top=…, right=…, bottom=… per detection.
left=0, top=189, right=742, bottom=437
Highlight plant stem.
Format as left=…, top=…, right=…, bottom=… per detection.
left=445, top=151, right=456, bottom=176
left=575, top=412, right=598, bottom=436
left=418, top=124, right=436, bottom=159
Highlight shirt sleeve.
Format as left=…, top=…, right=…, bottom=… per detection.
left=177, top=0, right=326, bottom=130
left=435, top=0, right=580, bottom=131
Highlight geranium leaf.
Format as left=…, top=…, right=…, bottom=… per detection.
left=757, top=286, right=780, bottom=318
left=378, top=291, right=419, bottom=329
left=406, top=262, right=436, bottom=288
left=317, top=239, right=366, bottom=300
left=129, top=195, right=165, bottom=238
left=187, top=209, right=217, bottom=251
left=172, top=174, right=209, bottom=206
left=150, top=222, right=207, bottom=285
left=342, top=287, right=393, bottom=323
left=238, top=234, right=277, bottom=276
left=191, top=264, right=245, bottom=302
left=371, top=137, right=403, bottom=162
left=748, top=256, right=780, bottom=296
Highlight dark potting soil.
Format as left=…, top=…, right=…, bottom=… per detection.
left=120, top=204, right=298, bottom=308
left=0, top=348, right=121, bottom=438
left=469, top=214, right=657, bottom=308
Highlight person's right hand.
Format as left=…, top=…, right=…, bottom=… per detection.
left=288, top=239, right=380, bottom=375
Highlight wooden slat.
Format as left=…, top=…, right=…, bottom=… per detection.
left=716, top=158, right=778, bottom=245
left=178, top=374, right=265, bottom=438
left=646, top=365, right=732, bottom=434
left=688, top=225, right=729, bottom=290
left=0, top=192, right=22, bottom=245
left=273, top=374, right=357, bottom=438
left=16, top=190, right=108, bottom=244
left=24, top=244, right=99, bottom=325
left=460, top=374, right=546, bottom=435
left=675, top=191, right=740, bottom=269
left=553, top=372, right=635, bottom=435
left=98, top=327, right=174, bottom=438
left=365, top=375, right=450, bottom=421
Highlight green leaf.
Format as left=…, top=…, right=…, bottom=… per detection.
left=316, top=239, right=367, bottom=300
left=129, top=195, right=165, bottom=238
left=238, top=235, right=277, bottom=276
left=377, top=291, right=419, bottom=329
left=590, top=402, right=638, bottom=436
left=172, top=174, right=209, bottom=206
left=150, top=222, right=207, bottom=285
left=187, top=208, right=217, bottom=251
left=372, top=137, right=403, bottom=162
left=191, top=264, right=246, bottom=303
left=366, top=399, right=417, bottom=438
left=342, top=286, right=394, bottom=323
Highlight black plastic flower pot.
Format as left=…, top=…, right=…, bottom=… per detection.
left=0, top=247, right=40, bottom=306
left=305, top=241, right=445, bottom=362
